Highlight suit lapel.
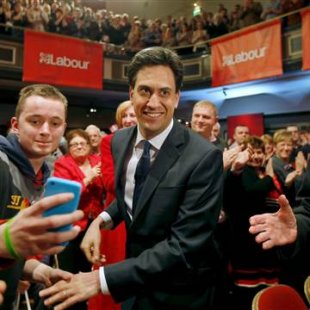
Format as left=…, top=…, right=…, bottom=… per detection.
left=132, top=121, right=186, bottom=221
left=113, top=127, right=137, bottom=222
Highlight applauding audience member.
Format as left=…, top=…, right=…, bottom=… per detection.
left=224, top=136, right=282, bottom=309
left=53, top=129, right=105, bottom=309
left=271, top=129, right=305, bottom=207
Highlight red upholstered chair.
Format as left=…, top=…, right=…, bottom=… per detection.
left=252, top=284, right=308, bottom=310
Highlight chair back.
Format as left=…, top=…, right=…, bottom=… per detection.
left=252, top=284, right=308, bottom=310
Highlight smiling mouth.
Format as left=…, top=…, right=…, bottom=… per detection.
left=143, top=112, right=164, bottom=118
left=36, top=141, right=51, bottom=145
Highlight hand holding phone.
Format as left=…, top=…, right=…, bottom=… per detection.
left=43, top=177, right=81, bottom=243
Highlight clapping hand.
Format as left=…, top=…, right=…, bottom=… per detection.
left=231, top=145, right=253, bottom=172
left=223, top=147, right=240, bottom=170
left=84, top=163, right=102, bottom=186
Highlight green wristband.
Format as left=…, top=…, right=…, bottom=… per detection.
left=3, top=218, right=22, bottom=259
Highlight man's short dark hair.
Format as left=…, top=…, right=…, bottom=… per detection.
left=16, top=84, right=68, bottom=119
left=127, top=47, right=183, bottom=92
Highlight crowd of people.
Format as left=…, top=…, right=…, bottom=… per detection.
left=0, top=47, right=309, bottom=309
left=1, top=0, right=309, bottom=55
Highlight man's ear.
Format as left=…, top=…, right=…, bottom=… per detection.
left=129, top=87, right=133, bottom=100
left=62, top=122, right=67, bottom=136
left=10, top=117, right=19, bottom=133
left=174, top=92, right=180, bottom=109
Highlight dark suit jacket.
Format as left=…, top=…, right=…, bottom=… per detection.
left=295, top=163, right=310, bottom=250
left=279, top=163, right=310, bottom=260
left=277, top=162, right=310, bottom=298
left=104, top=121, right=224, bottom=309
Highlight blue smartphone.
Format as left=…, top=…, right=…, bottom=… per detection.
left=43, top=177, right=81, bottom=241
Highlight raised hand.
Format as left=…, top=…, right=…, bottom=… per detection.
left=265, top=157, right=274, bottom=178
left=223, top=147, right=240, bottom=170
left=295, top=151, right=306, bottom=173
left=0, top=193, right=83, bottom=259
left=249, top=195, right=297, bottom=250
left=91, top=163, right=102, bottom=179
left=84, top=163, right=102, bottom=186
left=231, top=145, right=253, bottom=172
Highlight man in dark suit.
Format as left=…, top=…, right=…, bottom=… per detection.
left=40, top=47, right=225, bottom=309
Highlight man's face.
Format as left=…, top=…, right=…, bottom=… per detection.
left=286, top=126, right=299, bottom=144
left=233, top=126, right=249, bottom=145
left=11, top=95, right=66, bottom=160
left=211, top=124, right=220, bottom=139
left=191, top=106, right=217, bottom=140
left=86, top=128, right=101, bottom=148
left=130, top=65, right=179, bottom=140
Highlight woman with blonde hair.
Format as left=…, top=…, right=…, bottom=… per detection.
left=261, top=133, right=274, bottom=163
left=271, top=129, right=305, bottom=207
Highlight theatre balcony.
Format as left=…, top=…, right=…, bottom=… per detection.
left=0, top=7, right=309, bottom=132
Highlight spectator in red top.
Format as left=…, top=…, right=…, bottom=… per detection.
left=53, top=129, right=104, bottom=310
left=54, top=129, right=103, bottom=232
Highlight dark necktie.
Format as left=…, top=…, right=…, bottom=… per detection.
left=132, top=140, right=151, bottom=214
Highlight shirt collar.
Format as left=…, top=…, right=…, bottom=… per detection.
left=135, top=119, right=174, bottom=150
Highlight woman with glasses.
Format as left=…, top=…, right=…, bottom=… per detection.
left=53, top=129, right=105, bottom=310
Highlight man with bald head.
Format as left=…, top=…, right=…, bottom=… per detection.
left=211, top=122, right=227, bottom=152
left=85, top=124, right=103, bottom=155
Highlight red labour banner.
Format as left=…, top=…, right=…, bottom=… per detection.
left=23, top=30, right=103, bottom=90
left=302, top=8, right=310, bottom=71
left=211, top=20, right=282, bottom=87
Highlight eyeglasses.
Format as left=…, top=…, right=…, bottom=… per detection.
left=69, top=142, right=88, bottom=148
